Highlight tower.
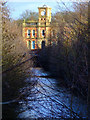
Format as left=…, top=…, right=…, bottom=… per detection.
left=38, top=5, right=51, bottom=23
left=38, top=5, right=51, bottom=47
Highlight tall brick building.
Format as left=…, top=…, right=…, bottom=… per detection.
left=23, top=5, right=52, bottom=50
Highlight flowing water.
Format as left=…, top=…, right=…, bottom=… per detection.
left=16, top=67, right=88, bottom=119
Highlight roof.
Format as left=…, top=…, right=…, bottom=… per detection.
left=38, top=4, right=51, bottom=9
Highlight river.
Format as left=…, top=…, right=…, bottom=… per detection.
left=2, top=67, right=88, bottom=119
left=15, top=67, right=87, bottom=119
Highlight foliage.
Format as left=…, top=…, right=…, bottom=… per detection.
left=19, top=10, right=38, bottom=21
left=39, top=2, right=88, bottom=98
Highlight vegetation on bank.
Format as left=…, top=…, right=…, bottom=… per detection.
left=39, top=2, right=88, bottom=98
left=2, top=2, right=31, bottom=102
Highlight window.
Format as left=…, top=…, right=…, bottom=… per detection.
left=32, top=41, right=35, bottom=49
left=42, top=30, right=45, bottom=36
left=30, top=23, right=36, bottom=25
left=27, top=41, right=31, bottom=49
left=27, top=30, right=30, bottom=37
left=42, top=41, right=45, bottom=49
left=32, top=30, right=35, bottom=37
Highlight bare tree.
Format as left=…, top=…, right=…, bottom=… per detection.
left=2, top=2, right=31, bottom=103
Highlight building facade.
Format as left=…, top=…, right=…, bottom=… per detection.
left=23, top=5, right=52, bottom=50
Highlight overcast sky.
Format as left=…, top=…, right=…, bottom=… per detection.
left=7, top=0, right=88, bottom=2
left=4, top=0, right=88, bottom=20
left=7, top=0, right=76, bottom=2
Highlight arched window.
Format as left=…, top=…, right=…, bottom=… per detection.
left=32, top=41, right=35, bottom=49
left=42, top=30, right=45, bottom=36
left=27, top=30, right=30, bottom=37
left=42, top=41, right=45, bottom=49
left=32, top=30, right=35, bottom=37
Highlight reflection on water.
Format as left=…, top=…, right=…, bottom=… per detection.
left=17, top=68, right=87, bottom=119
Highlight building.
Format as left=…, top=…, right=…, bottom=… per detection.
left=23, top=5, right=52, bottom=50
